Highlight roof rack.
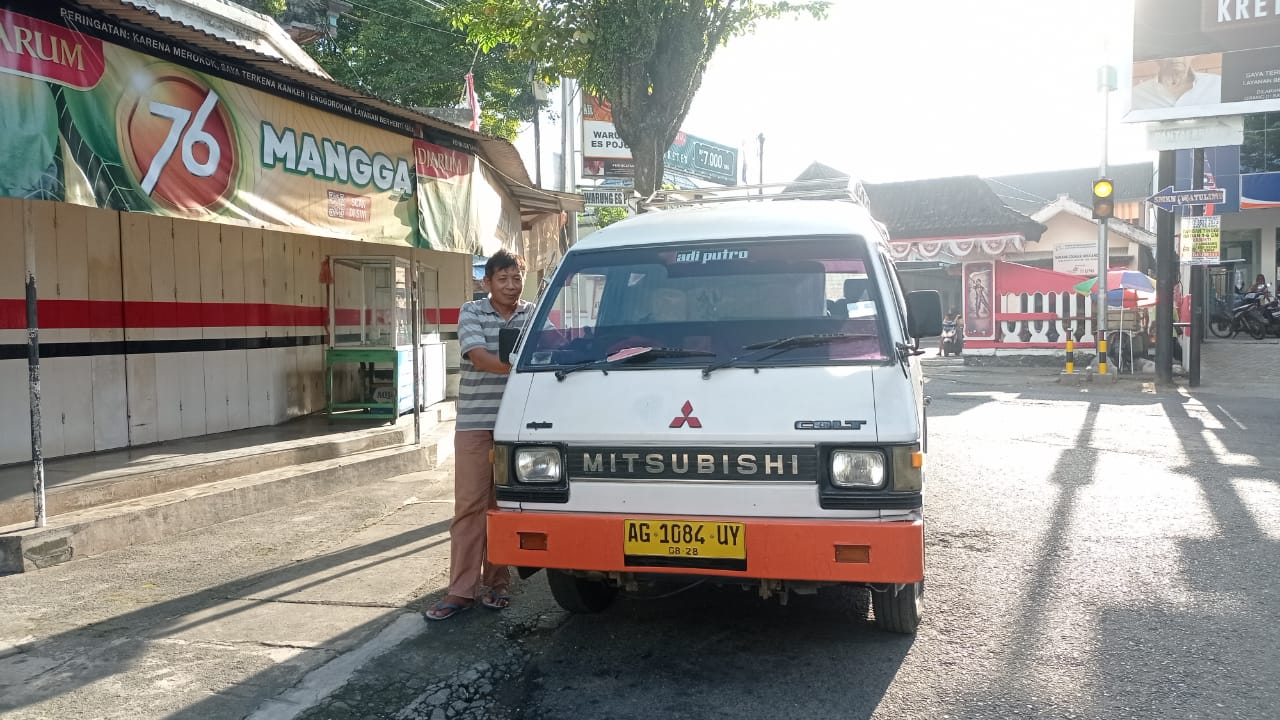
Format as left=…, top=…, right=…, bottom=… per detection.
left=638, top=177, right=871, bottom=211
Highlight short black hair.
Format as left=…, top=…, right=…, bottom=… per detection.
left=485, top=249, right=525, bottom=279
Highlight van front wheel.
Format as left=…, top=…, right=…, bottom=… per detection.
left=872, top=580, right=923, bottom=634
left=547, top=569, right=618, bottom=614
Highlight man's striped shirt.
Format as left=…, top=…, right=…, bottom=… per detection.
left=456, top=297, right=534, bottom=431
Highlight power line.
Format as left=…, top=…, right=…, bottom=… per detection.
left=984, top=177, right=1054, bottom=206
left=344, top=0, right=465, bottom=37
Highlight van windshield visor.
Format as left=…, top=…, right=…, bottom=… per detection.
left=519, top=236, right=890, bottom=372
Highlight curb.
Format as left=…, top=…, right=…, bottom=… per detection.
left=0, top=433, right=450, bottom=574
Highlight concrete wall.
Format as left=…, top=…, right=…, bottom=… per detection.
left=0, top=198, right=469, bottom=465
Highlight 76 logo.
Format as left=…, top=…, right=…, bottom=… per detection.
left=123, top=69, right=237, bottom=212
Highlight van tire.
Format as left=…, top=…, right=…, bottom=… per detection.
left=833, top=584, right=871, bottom=620
left=547, top=569, right=617, bottom=614
left=872, top=580, right=923, bottom=634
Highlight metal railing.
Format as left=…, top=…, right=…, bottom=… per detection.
left=637, top=177, right=871, bottom=211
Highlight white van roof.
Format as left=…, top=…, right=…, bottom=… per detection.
left=576, top=201, right=887, bottom=252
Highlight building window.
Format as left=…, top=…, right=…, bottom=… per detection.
left=1241, top=113, right=1280, bottom=174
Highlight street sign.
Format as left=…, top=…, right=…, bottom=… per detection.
left=1145, top=117, right=1244, bottom=152
left=580, top=188, right=626, bottom=208
left=1148, top=186, right=1227, bottom=213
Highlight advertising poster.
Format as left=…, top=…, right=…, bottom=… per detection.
left=0, top=3, right=418, bottom=244
left=1179, top=215, right=1222, bottom=264
left=581, top=94, right=738, bottom=185
left=1129, top=0, right=1280, bottom=122
left=414, top=133, right=476, bottom=252
left=963, top=261, right=996, bottom=340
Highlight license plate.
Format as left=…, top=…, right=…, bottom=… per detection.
left=623, top=519, right=745, bottom=564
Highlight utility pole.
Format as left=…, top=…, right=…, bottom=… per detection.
left=1155, top=149, right=1176, bottom=385
left=23, top=202, right=46, bottom=528
left=1189, top=148, right=1204, bottom=386
left=1095, top=65, right=1116, bottom=375
left=532, top=108, right=542, bottom=187
left=757, top=133, right=765, bottom=197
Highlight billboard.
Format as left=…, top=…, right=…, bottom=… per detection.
left=0, top=3, right=419, bottom=244
left=1241, top=172, right=1280, bottom=208
left=1128, top=0, right=1280, bottom=122
left=581, top=95, right=738, bottom=185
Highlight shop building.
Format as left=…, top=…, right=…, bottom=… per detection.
left=0, top=0, right=580, bottom=465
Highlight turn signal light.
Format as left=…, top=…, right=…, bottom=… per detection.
left=834, top=545, right=870, bottom=563
left=519, top=532, right=548, bottom=551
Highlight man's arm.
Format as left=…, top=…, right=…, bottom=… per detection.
left=466, top=347, right=510, bottom=375
left=458, top=304, right=510, bottom=375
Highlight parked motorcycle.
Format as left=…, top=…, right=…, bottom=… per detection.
left=1259, top=296, right=1280, bottom=337
left=1209, top=289, right=1268, bottom=340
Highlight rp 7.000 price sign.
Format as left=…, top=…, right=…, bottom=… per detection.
left=692, top=142, right=737, bottom=183
left=664, top=132, right=738, bottom=186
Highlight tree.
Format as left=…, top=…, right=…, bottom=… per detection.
left=449, top=0, right=826, bottom=197
left=270, top=0, right=544, bottom=140
left=595, top=206, right=629, bottom=227
left=235, top=0, right=286, bottom=17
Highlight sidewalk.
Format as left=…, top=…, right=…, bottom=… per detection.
left=0, top=461, right=467, bottom=720
left=922, top=337, right=1280, bottom=401
left=0, top=405, right=457, bottom=573
left=0, top=415, right=411, bottom=526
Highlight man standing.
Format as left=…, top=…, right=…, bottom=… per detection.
left=426, top=250, right=533, bottom=620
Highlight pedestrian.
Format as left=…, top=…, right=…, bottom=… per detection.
left=426, top=250, right=534, bottom=621
left=1249, top=273, right=1272, bottom=300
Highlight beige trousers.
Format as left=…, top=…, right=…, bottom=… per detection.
left=448, top=430, right=509, bottom=599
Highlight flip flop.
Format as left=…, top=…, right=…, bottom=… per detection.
left=481, top=592, right=511, bottom=610
left=424, top=599, right=472, bottom=621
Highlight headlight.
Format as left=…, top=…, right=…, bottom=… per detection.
left=831, top=450, right=886, bottom=488
left=515, top=447, right=562, bottom=484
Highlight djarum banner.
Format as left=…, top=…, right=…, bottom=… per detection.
left=0, top=3, right=419, bottom=245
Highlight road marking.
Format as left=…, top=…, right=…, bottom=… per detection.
left=1216, top=404, right=1247, bottom=431
left=244, top=612, right=426, bottom=720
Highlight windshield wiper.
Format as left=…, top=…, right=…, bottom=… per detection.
left=700, top=333, right=878, bottom=378
left=554, top=346, right=715, bottom=381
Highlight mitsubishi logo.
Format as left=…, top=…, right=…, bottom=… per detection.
left=669, top=401, right=702, bottom=428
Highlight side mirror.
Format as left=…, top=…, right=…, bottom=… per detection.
left=906, top=290, right=943, bottom=339
left=498, top=327, right=520, bottom=364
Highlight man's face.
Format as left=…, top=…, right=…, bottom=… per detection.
left=1157, top=57, right=1191, bottom=83
left=487, top=266, right=524, bottom=306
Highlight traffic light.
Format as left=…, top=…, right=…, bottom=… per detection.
left=1092, top=177, right=1114, bottom=220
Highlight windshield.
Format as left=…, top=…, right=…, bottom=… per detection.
left=518, top=236, right=889, bottom=372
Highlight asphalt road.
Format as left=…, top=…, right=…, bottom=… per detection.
left=301, top=371, right=1280, bottom=720
left=3, top=368, right=1276, bottom=720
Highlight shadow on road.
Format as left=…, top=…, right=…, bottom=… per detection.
left=942, top=380, right=1279, bottom=718
left=519, top=584, right=912, bottom=720
left=0, top=519, right=451, bottom=718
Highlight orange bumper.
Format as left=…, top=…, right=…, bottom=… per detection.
left=487, top=510, right=923, bottom=584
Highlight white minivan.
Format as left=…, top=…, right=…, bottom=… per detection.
left=488, top=188, right=942, bottom=633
